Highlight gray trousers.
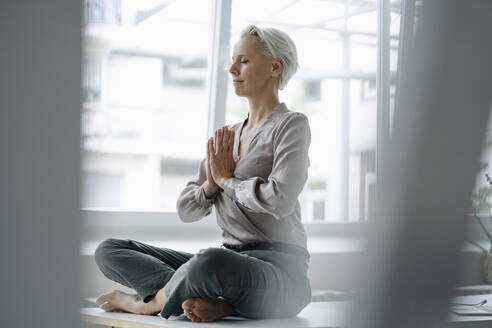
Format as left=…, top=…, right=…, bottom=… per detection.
left=94, top=238, right=311, bottom=319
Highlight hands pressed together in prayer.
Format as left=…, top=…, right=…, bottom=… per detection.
left=203, top=126, right=241, bottom=197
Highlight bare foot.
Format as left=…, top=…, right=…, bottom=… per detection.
left=182, top=298, right=234, bottom=322
left=96, top=290, right=141, bottom=313
left=96, top=288, right=167, bottom=316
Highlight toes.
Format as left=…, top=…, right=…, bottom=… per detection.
left=100, top=301, right=115, bottom=312
left=97, top=290, right=123, bottom=304
left=182, top=298, right=197, bottom=320
left=182, top=298, right=196, bottom=311
left=182, top=297, right=231, bottom=322
left=183, top=310, right=196, bottom=321
left=184, top=310, right=193, bottom=321
left=96, top=292, right=112, bottom=306
left=183, top=298, right=204, bottom=322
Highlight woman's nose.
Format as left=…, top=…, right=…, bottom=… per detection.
left=229, top=63, right=238, bottom=76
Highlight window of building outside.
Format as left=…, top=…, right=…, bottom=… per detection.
left=81, top=0, right=401, bottom=224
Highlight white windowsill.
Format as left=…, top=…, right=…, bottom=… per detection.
left=80, top=236, right=365, bottom=256
left=81, top=209, right=492, bottom=255
left=81, top=207, right=366, bottom=255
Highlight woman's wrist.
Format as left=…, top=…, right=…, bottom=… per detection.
left=216, top=176, right=232, bottom=189
left=203, top=181, right=219, bottom=198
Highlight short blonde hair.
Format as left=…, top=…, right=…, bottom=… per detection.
left=240, top=25, right=299, bottom=90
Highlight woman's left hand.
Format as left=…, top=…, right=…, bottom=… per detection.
left=209, top=126, right=240, bottom=189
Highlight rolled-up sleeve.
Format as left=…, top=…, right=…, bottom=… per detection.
left=176, top=158, right=218, bottom=222
left=222, top=113, right=311, bottom=220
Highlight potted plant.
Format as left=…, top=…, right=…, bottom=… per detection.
left=470, top=162, right=492, bottom=283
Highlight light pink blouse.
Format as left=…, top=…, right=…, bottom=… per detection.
left=176, top=103, right=311, bottom=250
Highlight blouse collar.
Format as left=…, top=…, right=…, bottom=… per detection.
left=234, top=102, right=287, bottom=159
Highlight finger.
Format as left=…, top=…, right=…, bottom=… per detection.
left=215, top=129, right=219, bottom=155
left=228, top=129, right=235, bottom=153
left=222, top=126, right=229, bottom=151
left=207, top=137, right=212, bottom=158
left=217, top=127, right=224, bottom=155
left=206, top=139, right=211, bottom=166
left=208, top=138, right=215, bottom=162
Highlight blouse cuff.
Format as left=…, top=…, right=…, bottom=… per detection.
left=194, top=186, right=217, bottom=208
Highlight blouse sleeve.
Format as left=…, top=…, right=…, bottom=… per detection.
left=222, top=112, right=311, bottom=220
left=176, top=158, right=218, bottom=222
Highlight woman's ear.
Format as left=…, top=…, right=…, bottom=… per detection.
left=271, top=58, right=283, bottom=78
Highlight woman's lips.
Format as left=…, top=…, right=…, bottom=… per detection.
left=233, top=80, right=244, bottom=83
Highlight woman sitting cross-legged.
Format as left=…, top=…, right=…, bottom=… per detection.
left=94, top=24, right=312, bottom=322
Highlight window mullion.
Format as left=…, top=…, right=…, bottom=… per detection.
left=376, top=0, right=391, bottom=208
left=206, top=0, right=232, bottom=139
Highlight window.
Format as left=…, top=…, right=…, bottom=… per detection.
left=81, top=0, right=212, bottom=210
left=225, top=0, right=401, bottom=222
left=81, top=0, right=402, bottom=231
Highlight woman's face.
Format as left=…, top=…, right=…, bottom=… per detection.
left=229, top=36, right=276, bottom=97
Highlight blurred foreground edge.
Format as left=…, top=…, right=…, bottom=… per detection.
left=351, top=1, right=492, bottom=328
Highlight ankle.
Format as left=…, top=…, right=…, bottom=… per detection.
left=133, top=303, right=148, bottom=315
left=133, top=289, right=167, bottom=315
left=130, top=300, right=157, bottom=315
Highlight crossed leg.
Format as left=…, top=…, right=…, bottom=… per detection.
left=94, top=240, right=305, bottom=321
left=93, top=239, right=235, bottom=321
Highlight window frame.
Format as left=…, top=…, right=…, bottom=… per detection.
left=81, top=0, right=400, bottom=239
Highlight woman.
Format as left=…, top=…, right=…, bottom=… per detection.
left=94, top=25, right=312, bottom=322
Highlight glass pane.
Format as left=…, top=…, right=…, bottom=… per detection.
left=81, top=0, right=212, bottom=210
left=349, top=79, right=377, bottom=222
left=226, top=0, right=380, bottom=222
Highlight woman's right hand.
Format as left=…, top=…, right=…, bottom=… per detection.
left=203, top=137, right=220, bottom=198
